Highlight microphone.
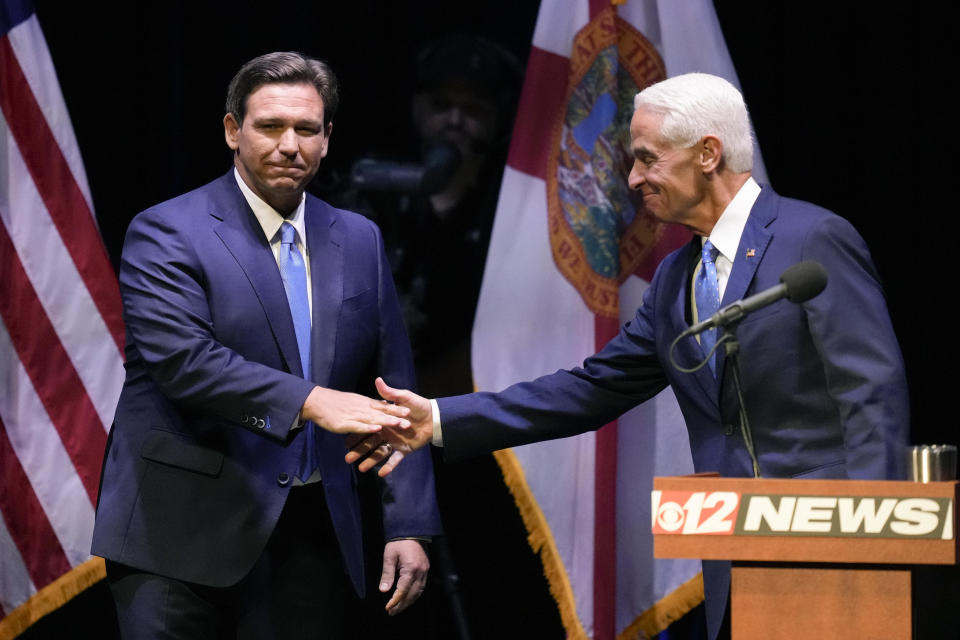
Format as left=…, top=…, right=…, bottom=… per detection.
left=349, top=142, right=461, bottom=194
left=680, top=260, right=828, bottom=339
left=420, top=141, right=461, bottom=193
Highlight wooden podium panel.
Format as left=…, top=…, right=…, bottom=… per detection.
left=652, top=476, right=959, bottom=639
left=730, top=564, right=911, bottom=640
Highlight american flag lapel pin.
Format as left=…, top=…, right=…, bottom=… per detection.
left=746, top=248, right=756, bottom=258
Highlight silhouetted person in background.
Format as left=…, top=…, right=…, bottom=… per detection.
left=352, top=35, right=522, bottom=396
left=323, top=36, right=565, bottom=638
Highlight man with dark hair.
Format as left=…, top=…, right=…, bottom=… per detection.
left=92, top=51, right=441, bottom=638
left=224, top=51, right=340, bottom=129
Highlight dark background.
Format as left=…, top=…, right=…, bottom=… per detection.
left=20, top=1, right=954, bottom=638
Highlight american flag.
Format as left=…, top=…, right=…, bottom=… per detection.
left=0, top=0, right=123, bottom=635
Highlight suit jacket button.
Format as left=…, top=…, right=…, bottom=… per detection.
left=277, top=472, right=290, bottom=487
left=724, top=423, right=735, bottom=436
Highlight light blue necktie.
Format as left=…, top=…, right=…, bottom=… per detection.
left=278, top=222, right=317, bottom=480
left=695, top=240, right=721, bottom=374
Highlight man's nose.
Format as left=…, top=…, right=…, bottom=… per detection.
left=627, top=163, right=644, bottom=190
left=443, top=107, right=463, bottom=126
left=278, top=128, right=298, bottom=156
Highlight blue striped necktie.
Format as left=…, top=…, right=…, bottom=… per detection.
left=278, top=222, right=317, bottom=480
left=695, top=240, right=721, bottom=374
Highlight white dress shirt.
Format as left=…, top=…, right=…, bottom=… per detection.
left=689, top=176, right=761, bottom=327
left=234, top=168, right=313, bottom=315
left=235, top=170, right=318, bottom=482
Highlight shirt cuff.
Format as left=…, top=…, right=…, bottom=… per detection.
left=430, top=398, right=443, bottom=447
left=386, top=536, right=432, bottom=544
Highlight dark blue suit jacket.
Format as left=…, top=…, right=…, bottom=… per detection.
left=92, top=171, right=441, bottom=595
left=437, top=186, right=908, bottom=638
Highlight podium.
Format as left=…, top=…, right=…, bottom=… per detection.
left=652, top=475, right=959, bottom=639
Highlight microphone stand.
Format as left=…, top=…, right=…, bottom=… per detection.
left=720, top=321, right=761, bottom=478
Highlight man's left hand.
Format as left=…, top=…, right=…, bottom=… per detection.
left=380, top=539, right=429, bottom=615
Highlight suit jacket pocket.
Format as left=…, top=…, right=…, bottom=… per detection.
left=342, top=288, right=375, bottom=315
left=141, top=429, right=224, bottom=477
left=791, top=459, right=847, bottom=480
left=734, top=299, right=786, bottom=328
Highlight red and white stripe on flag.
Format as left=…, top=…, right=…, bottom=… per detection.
left=0, top=1, right=123, bottom=636
left=472, top=1, right=764, bottom=638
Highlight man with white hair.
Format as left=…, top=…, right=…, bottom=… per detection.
left=348, top=72, right=909, bottom=639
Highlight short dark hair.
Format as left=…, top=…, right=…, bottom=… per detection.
left=415, top=35, right=522, bottom=115
left=225, top=51, right=339, bottom=127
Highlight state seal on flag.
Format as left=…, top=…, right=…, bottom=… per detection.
left=547, top=8, right=667, bottom=318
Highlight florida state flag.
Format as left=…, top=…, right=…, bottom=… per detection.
left=471, top=1, right=765, bottom=637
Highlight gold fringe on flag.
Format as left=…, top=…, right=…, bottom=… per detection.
left=0, top=557, right=106, bottom=640
left=493, top=448, right=590, bottom=639
left=617, top=572, right=705, bottom=640
left=493, top=448, right=705, bottom=639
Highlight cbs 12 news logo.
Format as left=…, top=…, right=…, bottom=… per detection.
left=651, top=491, right=954, bottom=539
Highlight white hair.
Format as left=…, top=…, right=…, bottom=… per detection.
left=633, top=73, right=754, bottom=173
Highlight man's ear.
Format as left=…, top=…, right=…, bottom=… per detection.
left=320, top=121, right=333, bottom=159
left=700, top=135, right=723, bottom=174
left=223, top=113, right=241, bottom=151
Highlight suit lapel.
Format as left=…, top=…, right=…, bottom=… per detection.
left=209, top=172, right=303, bottom=376
left=304, top=197, right=343, bottom=388
left=715, top=186, right=776, bottom=381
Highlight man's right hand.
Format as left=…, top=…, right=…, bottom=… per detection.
left=344, top=377, right=434, bottom=476
left=300, top=385, right=411, bottom=435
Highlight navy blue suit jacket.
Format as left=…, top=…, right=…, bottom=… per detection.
left=437, top=185, right=908, bottom=638
left=92, top=171, right=441, bottom=595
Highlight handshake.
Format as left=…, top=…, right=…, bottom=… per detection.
left=327, top=377, right=434, bottom=477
